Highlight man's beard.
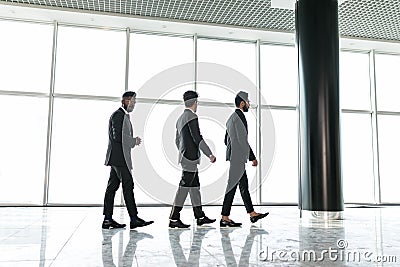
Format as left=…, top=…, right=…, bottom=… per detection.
left=243, top=105, right=249, bottom=112
left=124, top=104, right=134, bottom=112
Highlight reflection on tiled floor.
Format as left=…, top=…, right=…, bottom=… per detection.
left=0, top=206, right=399, bottom=266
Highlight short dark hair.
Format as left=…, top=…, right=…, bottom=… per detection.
left=235, top=91, right=248, bottom=107
left=122, top=91, right=136, bottom=99
left=183, top=90, right=198, bottom=107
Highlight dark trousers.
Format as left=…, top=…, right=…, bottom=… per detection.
left=103, top=166, right=138, bottom=217
left=169, top=165, right=205, bottom=220
left=221, top=161, right=254, bottom=216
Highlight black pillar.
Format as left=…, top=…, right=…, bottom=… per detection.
left=296, top=0, right=344, bottom=215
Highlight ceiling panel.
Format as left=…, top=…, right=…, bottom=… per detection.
left=1, top=0, right=399, bottom=41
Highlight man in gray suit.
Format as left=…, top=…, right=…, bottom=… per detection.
left=169, top=90, right=217, bottom=228
left=220, top=91, right=269, bottom=227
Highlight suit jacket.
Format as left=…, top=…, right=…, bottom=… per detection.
left=225, top=109, right=256, bottom=163
left=105, top=107, right=137, bottom=169
left=176, top=109, right=212, bottom=166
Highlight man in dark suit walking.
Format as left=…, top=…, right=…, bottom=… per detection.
left=102, top=91, right=153, bottom=229
left=220, top=91, right=269, bottom=227
left=169, top=90, right=217, bottom=228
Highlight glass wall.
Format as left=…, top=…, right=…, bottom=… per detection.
left=197, top=39, right=257, bottom=103
left=261, top=109, right=298, bottom=203
left=0, top=20, right=53, bottom=204
left=197, top=38, right=258, bottom=204
left=375, top=54, right=400, bottom=112
left=340, top=113, right=375, bottom=203
left=339, top=52, right=371, bottom=110
left=127, top=34, right=195, bottom=205
left=48, top=98, right=118, bottom=204
left=260, top=45, right=297, bottom=107
left=260, top=44, right=298, bottom=204
left=339, top=52, right=375, bottom=203
left=0, top=17, right=399, bottom=205
left=0, top=20, right=53, bottom=93
left=0, top=95, right=48, bottom=204
left=55, top=26, right=126, bottom=97
left=129, top=33, right=194, bottom=100
left=47, top=26, right=127, bottom=204
left=376, top=54, right=400, bottom=203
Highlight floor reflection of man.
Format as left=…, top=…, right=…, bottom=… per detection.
left=168, top=227, right=214, bottom=267
left=220, top=226, right=268, bottom=266
left=101, top=229, right=153, bottom=267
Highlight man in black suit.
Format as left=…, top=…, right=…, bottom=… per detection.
left=169, top=90, right=217, bottom=228
left=220, top=91, right=269, bottom=227
left=102, top=91, right=153, bottom=229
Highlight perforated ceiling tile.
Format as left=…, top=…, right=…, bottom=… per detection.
left=339, top=0, right=400, bottom=41
left=2, top=0, right=400, bottom=41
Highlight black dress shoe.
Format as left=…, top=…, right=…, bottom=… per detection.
left=220, top=219, right=242, bottom=227
left=250, top=212, right=269, bottom=223
left=130, top=218, right=154, bottom=229
left=138, top=217, right=154, bottom=225
left=169, top=219, right=190, bottom=228
left=102, top=219, right=126, bottom=229
left=197, top=216, right=216, bottom=226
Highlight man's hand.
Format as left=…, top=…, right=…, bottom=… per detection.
left=136, top=136, right=142, bottom=146
left=209, top=155, right=216, bottom=163
left=252, top=159, right=258, bottom=167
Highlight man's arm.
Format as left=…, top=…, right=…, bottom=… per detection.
left=110, top=113, right=136, bottom=148
left=249, top=147, right=256, bottom=161
left=175, top=129, right=180, bottom=149
left=235, top=120, right=257, bottom=163
left=187, top=116, right=212, bottom=157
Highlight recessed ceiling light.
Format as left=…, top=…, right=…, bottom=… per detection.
left=271, top=0, right=348, bottom=10
left=271, top=0, right=294, bottom=10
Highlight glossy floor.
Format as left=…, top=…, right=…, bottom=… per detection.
left=0, top=206, right=399, bottom=266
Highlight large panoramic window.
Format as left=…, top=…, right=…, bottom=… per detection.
left=0, top=20, right=53, bottom=93
left=375, top=54, right=400, bottom=112
left=375, top=53, right=400, bottom=203
left=129, top=33, right=194, bottom=100
left=341, top=113, right=375, bottom=203
left=260, top=45, right=297, bottom=106
left=197, top=39, right=257, bottom=103
left=261, top=109, right=298, bottom=203
left=0, top=95, right=48, bottom=204
left=48, top=98, right=120, bottom=204
left=339, top=51, right=371, bottom=110
left=0, top=16, right=390, bottom=206
left=377, top=115, right=400, bottom=203
left=55, top=26, right=126, bottom=97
